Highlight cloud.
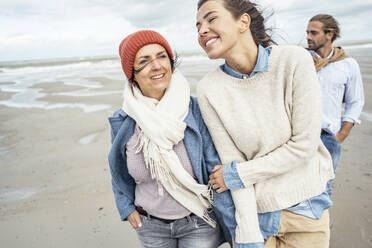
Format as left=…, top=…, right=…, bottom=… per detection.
left=0, top=1, right=140, bottom=60
left=118, top=1, right=196, bottom=28
left=260, top=0, right=372, bottom=44
left=0, top=0, right=371, bottom=61
left=0, top=0, right=201, bottom=60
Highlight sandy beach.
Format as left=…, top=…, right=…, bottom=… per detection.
left=0, top=47, right=371, bottom=248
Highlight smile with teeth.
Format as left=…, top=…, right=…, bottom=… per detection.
left=151, top=73, right=165, bottom=80
left=205, top=38, right=218, bottom=48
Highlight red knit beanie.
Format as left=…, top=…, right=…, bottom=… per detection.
left=119, top=30, right=174, bottom=80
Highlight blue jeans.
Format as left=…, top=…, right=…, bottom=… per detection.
left=136, top=214, right=222, bottom=248
left=321, top=132, right=341, bottom=196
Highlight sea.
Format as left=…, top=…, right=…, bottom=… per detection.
left=0, top=44, right=371, bottom=120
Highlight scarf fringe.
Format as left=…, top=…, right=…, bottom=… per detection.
left=207, top=184, right=215, bottom=206
left=197, top=185, right=215, bottom=208
left=135, top=131, right=183, bottom=195
left=136, top=132, right=216, bottom=227
left=135, top=128, right=215, bottom=207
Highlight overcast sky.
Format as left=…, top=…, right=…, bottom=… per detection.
left=1, top=0, right=372, bottom=61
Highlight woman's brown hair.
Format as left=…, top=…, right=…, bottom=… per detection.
left=197, top=0, right=275, bottom=48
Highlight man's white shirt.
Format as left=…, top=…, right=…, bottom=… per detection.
left=310, top=48, right=364, bottom=136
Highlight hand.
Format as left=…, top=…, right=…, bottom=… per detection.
left=334, top=121, right=353, bottom=142
left=209, top=164, right=228, bottom=193
left=334, top=132, right=347, bottom=142
left=127, top=210, right=142, bottom=230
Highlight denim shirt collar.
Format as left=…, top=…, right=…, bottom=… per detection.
left=221, top=44, right=270, bottom=79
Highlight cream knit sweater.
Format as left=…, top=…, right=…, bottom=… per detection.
left=197, top=45, right=334, bottom=242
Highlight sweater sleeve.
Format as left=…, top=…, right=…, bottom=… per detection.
left=197, top=93, right=245, bottom=190
left=198, top=86, right=264, bottom=245
left=235, top=49, right=323, bottom=186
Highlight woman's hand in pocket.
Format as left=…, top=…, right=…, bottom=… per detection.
left=334, top=132, right=347, bottom=142
left=128, top=210, right=142, bottom=230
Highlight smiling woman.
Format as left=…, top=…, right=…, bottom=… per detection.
left=131, top=44, right=172, bottom=100
left=196, top=0, right=275, bottom=60
left=108, top=30, right=229, bottom=248
left=195, top=0, right=335, bottom=248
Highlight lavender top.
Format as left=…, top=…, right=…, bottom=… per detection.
left=126, top=124, right=194, bottom=219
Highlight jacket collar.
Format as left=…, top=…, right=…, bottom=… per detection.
left=116, top=108, right=128, bottom=118
left=184, top=106, right=199, bottom=132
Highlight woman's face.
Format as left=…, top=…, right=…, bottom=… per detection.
left=133, top=44, right=172, bottom=100
left=196, top=0, right=241, bottom=59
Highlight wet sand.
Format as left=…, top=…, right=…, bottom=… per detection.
left=0, top=64, right=371, bottom=248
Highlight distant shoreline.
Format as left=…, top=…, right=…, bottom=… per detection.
left=1, top=39, right=372, bottom=66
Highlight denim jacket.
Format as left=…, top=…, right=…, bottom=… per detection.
left=108, top=96, right=241, bottom=246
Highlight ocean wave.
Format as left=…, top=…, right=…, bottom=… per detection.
left=344, top=43, right=372, bottom=50
left=0, top=59, right=120, bottom=75
left=53, top=90, right=121, bottom=97
left=0, top=99, right=111, bottom=113
left=0, top=59, right=122, bottom=93
left=44, top=103, right=111, bottom=112
left=0, top=53, right=211, bottom=70
left=0, top=55, right=119, bottom=69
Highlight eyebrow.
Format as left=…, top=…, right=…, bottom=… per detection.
left=196, top=11, right=217, bottom=27
left=138, top=51, right=166, bottom=60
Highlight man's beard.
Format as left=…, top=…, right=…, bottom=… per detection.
left=308, top=38, right=326, bottom=52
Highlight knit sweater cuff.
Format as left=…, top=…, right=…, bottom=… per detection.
left=234, top=242, right=264, bottom=248
left=223, top=160, right=244, bottom=190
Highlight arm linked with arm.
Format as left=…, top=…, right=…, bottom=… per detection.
left=197, top=94, right=264, bottom=245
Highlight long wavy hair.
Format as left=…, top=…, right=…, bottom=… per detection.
left=197, top=0, right=275, bottom=48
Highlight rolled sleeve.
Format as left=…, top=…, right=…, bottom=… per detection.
left=341, top=116, right=359, bottom=125
left=223, top=160, right=245, bottom=190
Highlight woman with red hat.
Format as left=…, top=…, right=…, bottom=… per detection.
left=108, top=30, right=227, bottom=247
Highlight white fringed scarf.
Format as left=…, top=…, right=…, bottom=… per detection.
left=122, top=69, right=216, bottom=228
